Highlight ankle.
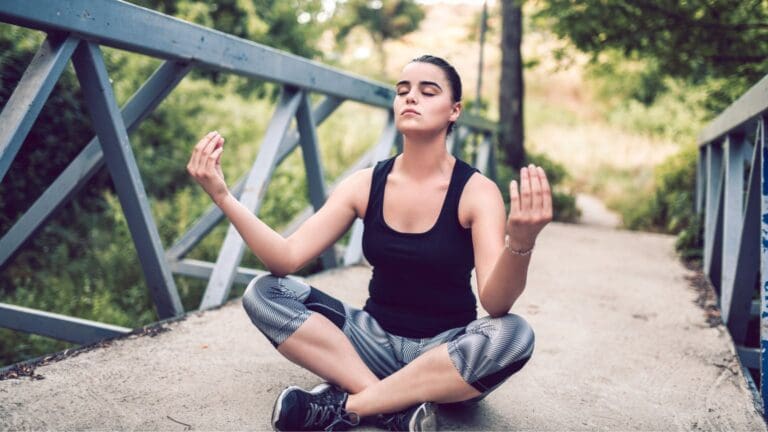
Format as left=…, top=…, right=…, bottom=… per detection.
left=344, top=393, right=369, bottom=418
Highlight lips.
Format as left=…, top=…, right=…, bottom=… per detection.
left=401, top=109, right=420, bottom=116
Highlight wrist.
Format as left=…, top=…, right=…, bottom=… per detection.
left=504, top=235, right=535, bottom=256
left=212, top=190, right=235, bottom=208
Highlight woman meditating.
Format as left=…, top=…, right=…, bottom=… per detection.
left=187, top=55, right=552, bottom=431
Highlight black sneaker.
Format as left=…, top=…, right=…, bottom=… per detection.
left=376, top=402, right=437, bottom=431
left=272, top=383, right=360, bottom=431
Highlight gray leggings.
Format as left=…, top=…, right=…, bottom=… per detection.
left=241, top=273, right=535, bottom=393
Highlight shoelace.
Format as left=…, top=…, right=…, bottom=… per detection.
left=302, top=402, right=358, bottom=432
left=379, top=410, right=409, bottom=431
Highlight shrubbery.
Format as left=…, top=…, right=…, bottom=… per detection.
left=495, top=151, right=580, bottom=223
left=622, top=145, right=703, bottom=259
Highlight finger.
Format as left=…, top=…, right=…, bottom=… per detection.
left=529, top=164, right=543, bottom=213
left=206, top=146, right=224, bottom=174
left=194, top=131, right=217, bottom=154
left=519, top=167, right=531, bottom=211
left=509, top=179, right=520, bottom=216
left=538, top=166, right=553, bottom=218
left=190, top=131, right=216, bottom=172
left=196, top=131, right=220, bottom=172
left=191, top=131, right=217, bottom=172
left=203, top=136, right=224, bottom=171
left=214, top=137, right=225, bottom=165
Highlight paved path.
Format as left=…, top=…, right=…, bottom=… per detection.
left=1, top=223, right=764, bottom=430
left=576, top=193, right=621, bottom=228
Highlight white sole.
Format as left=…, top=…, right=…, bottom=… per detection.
left=410, top=402, right=437, bottom=431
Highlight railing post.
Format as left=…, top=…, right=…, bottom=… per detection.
left=72, top=42, right=183, bottom=319
left=296, top=91, right=337, bottom=269
left=704, top=140, right=724, bottom=286
left=722, top=135, right=745, bottom=321
left=696, top=146, right=706, bottom=215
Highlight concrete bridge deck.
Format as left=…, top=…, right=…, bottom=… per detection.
left=1, top=222, right=765, bottom=430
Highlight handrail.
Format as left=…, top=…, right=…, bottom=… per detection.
left=696, top=74, right=767, bottom=415
left=0, top=0, right=496, bottom=132
left=0, top=1, right=498, bottom=348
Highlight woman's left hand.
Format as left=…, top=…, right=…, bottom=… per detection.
left=506, top=164, right=553, bottom=251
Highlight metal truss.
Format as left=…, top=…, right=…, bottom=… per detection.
left=697, top=73, right=768, bottom=414
left=0, top=1, right=498, bottom=345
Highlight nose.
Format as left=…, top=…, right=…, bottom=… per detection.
left=405, top=89, right=417, bottom=104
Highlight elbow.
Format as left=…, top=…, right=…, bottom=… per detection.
left=479, top=296, right=513, bottom=318
left=263, top=239, right=297, bottom=277
left=265, top=260, right=296, bottom=278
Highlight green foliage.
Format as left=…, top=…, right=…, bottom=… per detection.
left=585, top=50, right=711, bottom=142
left=536, top=0, right=768, bottom=93
left=334, top=0, right=425, bottom=44
left=534, top=0, right=764, bottom=260
left=495, top=151, right=580, bottom=223
left=333, top=0, right=425, bottom=70
left=622, top=145, right=703, bottom=258
left=0, top=2, right=333, bottom=367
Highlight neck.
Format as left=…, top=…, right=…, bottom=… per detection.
left=398, top=131, right=454, bottom=181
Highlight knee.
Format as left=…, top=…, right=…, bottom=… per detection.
left=495, top=313, right=535, bottom=360
left=241, top=273, right=282, bottom=322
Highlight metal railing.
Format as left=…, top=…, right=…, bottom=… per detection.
left=0, top=1, right=498, bottom=345
left=696, top=73, right=768, bottom=413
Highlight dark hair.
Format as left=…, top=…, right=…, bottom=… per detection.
left=410, top=54, right=462, bottom=134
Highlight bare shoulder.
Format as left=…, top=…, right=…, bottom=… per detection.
left=459, top=172, right=505, bottom=227
left=331, top=166, right=373, bottom=218
left=465, top=172, right=503, bottom=203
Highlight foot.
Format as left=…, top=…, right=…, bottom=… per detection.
left=375, top=402, right=437, bottom=431
left=272, top=383, right=360, bottom=431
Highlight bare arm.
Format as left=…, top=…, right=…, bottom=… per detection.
left=470, top=165, right=553, bottom=317
left=187, top=131, right=365, bottom=276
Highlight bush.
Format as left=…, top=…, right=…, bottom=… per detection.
left=623, top=145, right=703, bottom=259
left=495, top=151, right=580, bottom=223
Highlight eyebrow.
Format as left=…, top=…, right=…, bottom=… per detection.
left=395, top=80, right=443, bottom=90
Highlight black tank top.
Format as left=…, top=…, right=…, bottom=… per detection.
left=362, top=155, right=479, bottom=338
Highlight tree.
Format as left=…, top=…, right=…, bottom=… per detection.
left=536, top=0, right=768, bottom=104
left=334, top=0, right=425, bottom=72
left=498, top=0, right=525, bottom=169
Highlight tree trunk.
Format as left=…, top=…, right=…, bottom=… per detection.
left=499, top=0, right=524, bottom=169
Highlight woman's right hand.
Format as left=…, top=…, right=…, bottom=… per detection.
left=187, top=131, right=229, bottom=205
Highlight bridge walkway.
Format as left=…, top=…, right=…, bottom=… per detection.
left=1, top=222, right=764, bottom=430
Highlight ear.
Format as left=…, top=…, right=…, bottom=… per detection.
left=449, top=101, right=462, bottom=123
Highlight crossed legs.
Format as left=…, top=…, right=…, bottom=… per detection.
left=277, top=312, right=482, bottom=417
left=242, top=274, right=533, bottom=418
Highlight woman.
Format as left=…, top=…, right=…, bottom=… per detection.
left=187, top=55, right=552, bottom=431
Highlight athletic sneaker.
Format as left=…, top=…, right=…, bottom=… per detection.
left=376, top=402, right=437, bottom=431
left=272, top=383, right=360, bottom=431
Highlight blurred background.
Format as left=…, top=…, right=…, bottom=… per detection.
left=1, top=0, right=766, bottom=367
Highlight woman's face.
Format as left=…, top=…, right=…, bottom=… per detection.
left=393, top=61, right=461, bottom=137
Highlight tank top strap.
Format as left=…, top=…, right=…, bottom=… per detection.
left=364, top=156, right=397, bottom=223
left=442, top=158, right=479, bottom=215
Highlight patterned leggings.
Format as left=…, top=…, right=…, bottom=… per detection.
left=242, top=273, right=535, bottom=394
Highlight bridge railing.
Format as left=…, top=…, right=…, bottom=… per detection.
left=0, top=1, right=498, bottom=346
left=697, top=74, right=768, bottom=413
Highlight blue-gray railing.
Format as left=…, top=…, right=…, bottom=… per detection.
left=697, top=74, right=768, bottom=413
left=0, top=0, right=498, bottom=346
